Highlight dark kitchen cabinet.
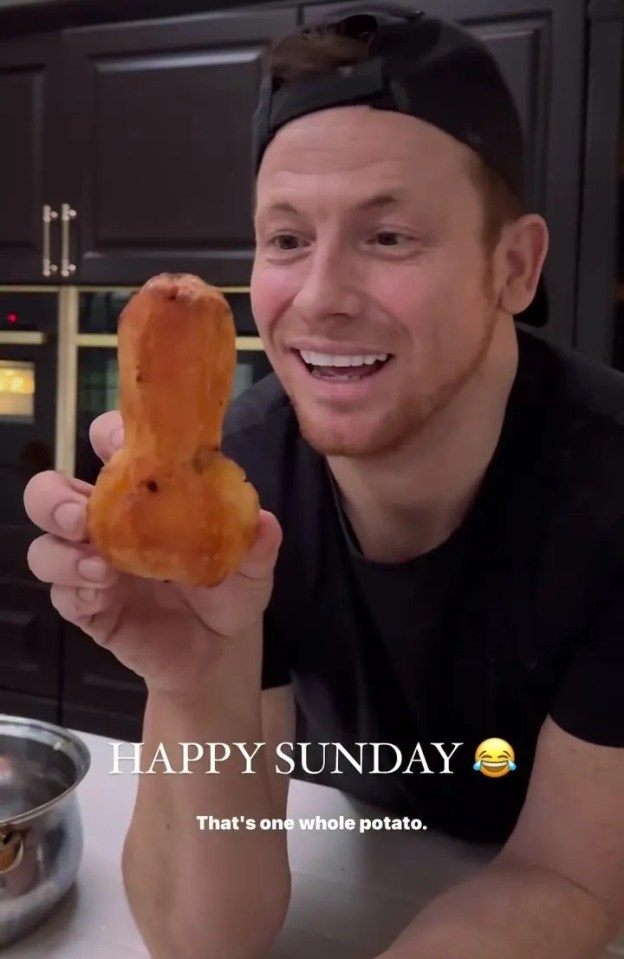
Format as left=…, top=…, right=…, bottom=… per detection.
left=0, top=524, right=60, bottom=720
left=0, top=34, right=62, bottom=284
left=0, top=690, right=58, bottom=725
left=0, top=527, right=146, bottom=739
left=0, top=7, right=296, bottom=287
left=57, top=7, right=297, bottom=286
left=0, top=577, right=62, bottom=709
left=61, top=623, right=147, bottom=742
left=575, top=0, right=624, bottom=368
left=304, top=0, right=585, bottom=352
left=0, top=0, right=588, bottom=347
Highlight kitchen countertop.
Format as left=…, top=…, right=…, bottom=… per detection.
left=3, top=730, right=624, bottom=959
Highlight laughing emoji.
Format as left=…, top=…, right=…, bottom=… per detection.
left=473, top=738, right=516, bottom=778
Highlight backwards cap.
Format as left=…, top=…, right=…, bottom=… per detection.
left=252, top=5, right=548, bottom=328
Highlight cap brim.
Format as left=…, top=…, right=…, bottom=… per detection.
left=515, top=274, right=549, bottom=328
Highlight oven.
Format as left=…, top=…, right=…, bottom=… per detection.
left=68, top=287, right=272, bottom=485
left=0, top=291, right=59, bottom=525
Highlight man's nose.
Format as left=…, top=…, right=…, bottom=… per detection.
left=292, top=247, right=362, bottom=322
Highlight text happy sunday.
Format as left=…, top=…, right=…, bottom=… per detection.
left=109, top=741, right=465, bottom=775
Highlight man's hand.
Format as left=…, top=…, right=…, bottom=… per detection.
left=24, top=410, right=282, bottom=701
left=375, top=717, right=624, bottom=958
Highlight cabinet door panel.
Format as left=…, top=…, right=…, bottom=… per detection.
left=575, top=2, right=624, bottom=365
left=0, top=689, right=58, bottom=725
left=63, top=705, right=143, bottom=743
left=473, top=21, right=548, bottom=208
left=62, top=623, right=147, bottom=722
left=0, top=35, right=61, bottom=284
left=302, top=0, right=585, bottom=351
left=62, top=8, right=297, bottom=286
left=0, top=581, right=61, bottom=698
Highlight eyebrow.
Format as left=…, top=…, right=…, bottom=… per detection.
left=255, top=191, right=408, bottom=219
left=357, top=192, right=406, bottom=211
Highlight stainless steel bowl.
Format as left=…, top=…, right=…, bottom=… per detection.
left=0, top=714, right=91, bottom=948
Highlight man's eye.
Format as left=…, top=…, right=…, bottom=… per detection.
left=375, top=232, right=407, bottom=246
left=270, top=234, right=300, bottom=250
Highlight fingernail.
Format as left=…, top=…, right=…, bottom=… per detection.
left=111, top=426, right=124, bottom=449
left=54, top=502, right=84, bottom=534
left=79, top=557, right=109, bottom=582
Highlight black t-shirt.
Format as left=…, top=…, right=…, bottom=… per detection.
left=222, top=328, right=624, bottom=845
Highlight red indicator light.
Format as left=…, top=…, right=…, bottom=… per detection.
left=7, top=313, right=17, bottom=324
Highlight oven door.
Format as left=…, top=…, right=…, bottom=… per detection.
left=0, top=335, right=57, bottom=526
left=0, top=293, right=61, bottom=720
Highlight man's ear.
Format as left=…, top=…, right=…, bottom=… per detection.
left=499, top=214, right=549, bottom=315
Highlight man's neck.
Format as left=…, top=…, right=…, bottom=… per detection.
left=327, top=321, right=519, bottom=564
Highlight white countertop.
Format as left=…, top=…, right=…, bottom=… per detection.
left=3, top=730, right=624, bottom=959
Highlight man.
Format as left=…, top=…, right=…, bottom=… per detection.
left=23, top=6, right=624, bottom=959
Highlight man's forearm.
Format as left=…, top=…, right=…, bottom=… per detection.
left=122, top=625, right=290, bottom=959
left=378, top=855, right=618, bottom=959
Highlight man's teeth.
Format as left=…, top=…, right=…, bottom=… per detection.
left=299, top=350, right=389, bottom=367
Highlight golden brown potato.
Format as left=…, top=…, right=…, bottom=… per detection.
left=86, top=273, right=260, bottom=587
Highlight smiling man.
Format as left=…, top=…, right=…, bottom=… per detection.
left=23, top=5, right=624, bottom=959
left=221, top=6, right=624, bottom=957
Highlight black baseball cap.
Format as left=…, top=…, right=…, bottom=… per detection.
left=252, top=4, right=548, bottom=328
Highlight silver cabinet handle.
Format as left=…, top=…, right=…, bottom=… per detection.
left=42, top=205, right=59, bottom=277
left=61, top=203, right=77, bottom=278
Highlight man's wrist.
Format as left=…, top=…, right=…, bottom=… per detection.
left=145, top=620, right=265, bottom=713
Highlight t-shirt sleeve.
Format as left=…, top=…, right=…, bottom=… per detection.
left=261, top=609, right=291, bottom=690
left=549, top=578, right=624, bottom=747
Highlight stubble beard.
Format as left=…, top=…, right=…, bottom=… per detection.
left=293, top=305, right=499, bottom=460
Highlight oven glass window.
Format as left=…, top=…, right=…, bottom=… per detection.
left=0, top=360, right=35, bottom=422
left=79, top=353, right=119, bottom=413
